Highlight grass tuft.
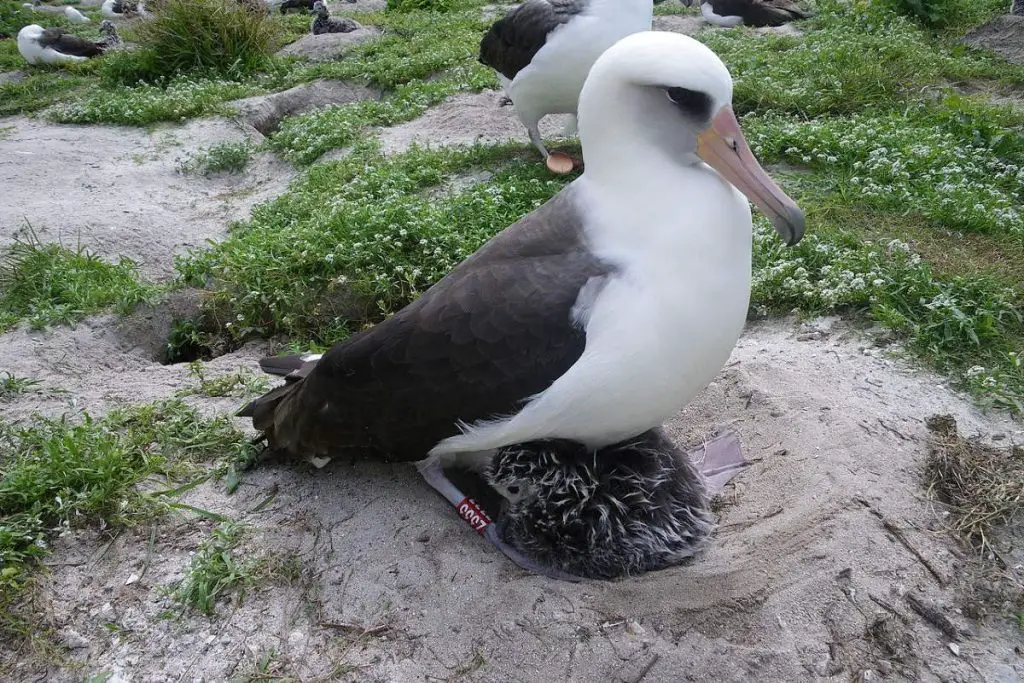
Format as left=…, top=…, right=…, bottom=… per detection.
left=105, top=0, right=280, bottom=85
left=176, top=362, right=270, bottom=397
left=0, top=234, right=154, bottom=332
left=179, top=140, right=255, bottom=176
left=171, top=521, right=253, bottom=615
left=0, top=373, right=41, bottom=401
left=171, top=523, right=303, bottom=615
left=0, top=399, right=259, bottom=633
left=925, top=414, right=1024, bottom=552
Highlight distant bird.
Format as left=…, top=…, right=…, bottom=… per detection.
left=238, top=32, right=805, bottom=572
left=688, top=0, right=812, bottom=27
left=311, top=0, right=359, bottom=33
left=478, top=0, right=662, bottom=174
left=64, top=6, right=91, bottom=23
left=279, top=0, right=314, bottom=13
left=17, top=24, right=113, bottom=64
left=98, top=19, right=121, bottom=48
left=101, top=0, right=145, bottom=19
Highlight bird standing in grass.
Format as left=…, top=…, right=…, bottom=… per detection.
left=311, top=0, right=360, bottom=34
left=98, top=19, right=121, bottom=48
left=478, top=0, right=662, bottom=174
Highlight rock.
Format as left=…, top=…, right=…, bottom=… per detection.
left=276, top=28, right=381, bottom=63
left=58, top=628, right=90, bottom=649
left=230, top=79, right=380, bottom=135
left=651, top=15, right=704, bottom=35
left=0, top=70, right=27, bottom=86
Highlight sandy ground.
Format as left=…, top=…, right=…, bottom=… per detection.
left=1, top=21, right=1023, bottom=683
left=0, top=117, right=294, bottom=280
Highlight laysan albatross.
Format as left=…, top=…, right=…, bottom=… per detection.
left=17, top=23, right=114, bottom=64
left=239, top=31, right=805, bottom=574
left=688, top=0, right=812, bottom=28
left=478, top=0, right=665, bottom=174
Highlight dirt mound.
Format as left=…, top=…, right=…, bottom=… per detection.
left=377, top=90, right=574, bottom=154
left=275, top=27, right=381, bottom=63
left=962, top=15, right=1024, bottom=65
left=230, top=79, right=380, bottom=135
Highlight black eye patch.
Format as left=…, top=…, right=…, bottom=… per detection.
left=664, top=87, right=713, bottom=122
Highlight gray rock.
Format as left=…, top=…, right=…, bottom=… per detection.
left=229, top=79, right=381, bottom=135
left=276, top=27, right=381, bottom=63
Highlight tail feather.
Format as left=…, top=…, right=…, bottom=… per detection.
left=258, top=352, right=322, bottom=377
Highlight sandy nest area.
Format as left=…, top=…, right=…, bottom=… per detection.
left=2, top=87, right=1024, bottom=680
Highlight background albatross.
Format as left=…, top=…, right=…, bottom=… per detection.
left=240, top=31, right=805, bottom=574
left=478, top=0, right=663, bottom=173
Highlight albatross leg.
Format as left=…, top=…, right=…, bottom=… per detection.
left=415, top=457, right=582, bottom=580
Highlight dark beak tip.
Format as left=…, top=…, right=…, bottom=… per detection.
left=776, top=208, right=806, bottom=247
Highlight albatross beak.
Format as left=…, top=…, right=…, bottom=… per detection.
left=697, top=106, right=805, bottom=246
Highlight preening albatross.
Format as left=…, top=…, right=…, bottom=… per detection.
left=17, top=23, right=112, bottom=64
left=239, top=31, right=805, bottom=573
left=478, top=0, right=664, bottom=173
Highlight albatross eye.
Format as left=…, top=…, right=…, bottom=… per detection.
left=507, top=485, right=520, bottom=495
left=664, top=87, right=713, bottom=122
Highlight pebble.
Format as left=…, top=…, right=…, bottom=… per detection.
left=58, top=628, right=90, bottom=649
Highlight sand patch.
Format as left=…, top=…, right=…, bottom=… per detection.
left=6, top=318, right=1021, bottom=681
left=377, top=90, right=574, bottom=155
left=0, top=116, right=294, bottom=280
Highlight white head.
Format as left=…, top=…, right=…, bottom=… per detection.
left=578, top=31, right=804, bottom=246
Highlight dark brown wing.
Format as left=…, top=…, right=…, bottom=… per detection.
left=739, top=0, right=812, bottom=26
left=39, top=28, right=104, bottom=57
left=479, top=0, right=588, bottom=81
left=241, top=186, right=615, bottom=462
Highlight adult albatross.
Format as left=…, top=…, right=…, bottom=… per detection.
left=478, top=0, right=663, bottom=173
left=240, top=30, right=805, bottom=572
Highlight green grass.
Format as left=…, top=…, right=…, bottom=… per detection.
left=0, top=235, right=154, bottom=332
left=178, top=142, right=567, bottom=343
left=0, top=399, right=259, bottom=635
left=170, top=521, right=253, bottom=615
left=176, top=361, right=269, bottom=397
left=104, top=0, right=280, bottom=85
left=0, top=373, right=40, bottom=400
left=170, top=522, right=303, bottom=615
left=179, top=140, right=256, bottom=176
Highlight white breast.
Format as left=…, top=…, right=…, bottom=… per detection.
left=431, top=163, right=753, bottom=456
left=701, top=2, right=745, bottom=27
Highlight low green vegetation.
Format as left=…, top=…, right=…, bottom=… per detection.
left=104, top=0, right=280, bottom=85
left=170, top=521, right=253, bottom=615
left=0, top=373, right=40, bottom=400
left=179, top=140, right=256, bottom=176
left=0, top=235, right=154, bottom=332
left=170, top=522, right=303, bottom=615
left=0, top=400, right=258, bottom=633
left=177, top=142, right=566, bottom=343
left=177, top=361, right=269, bottom=397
